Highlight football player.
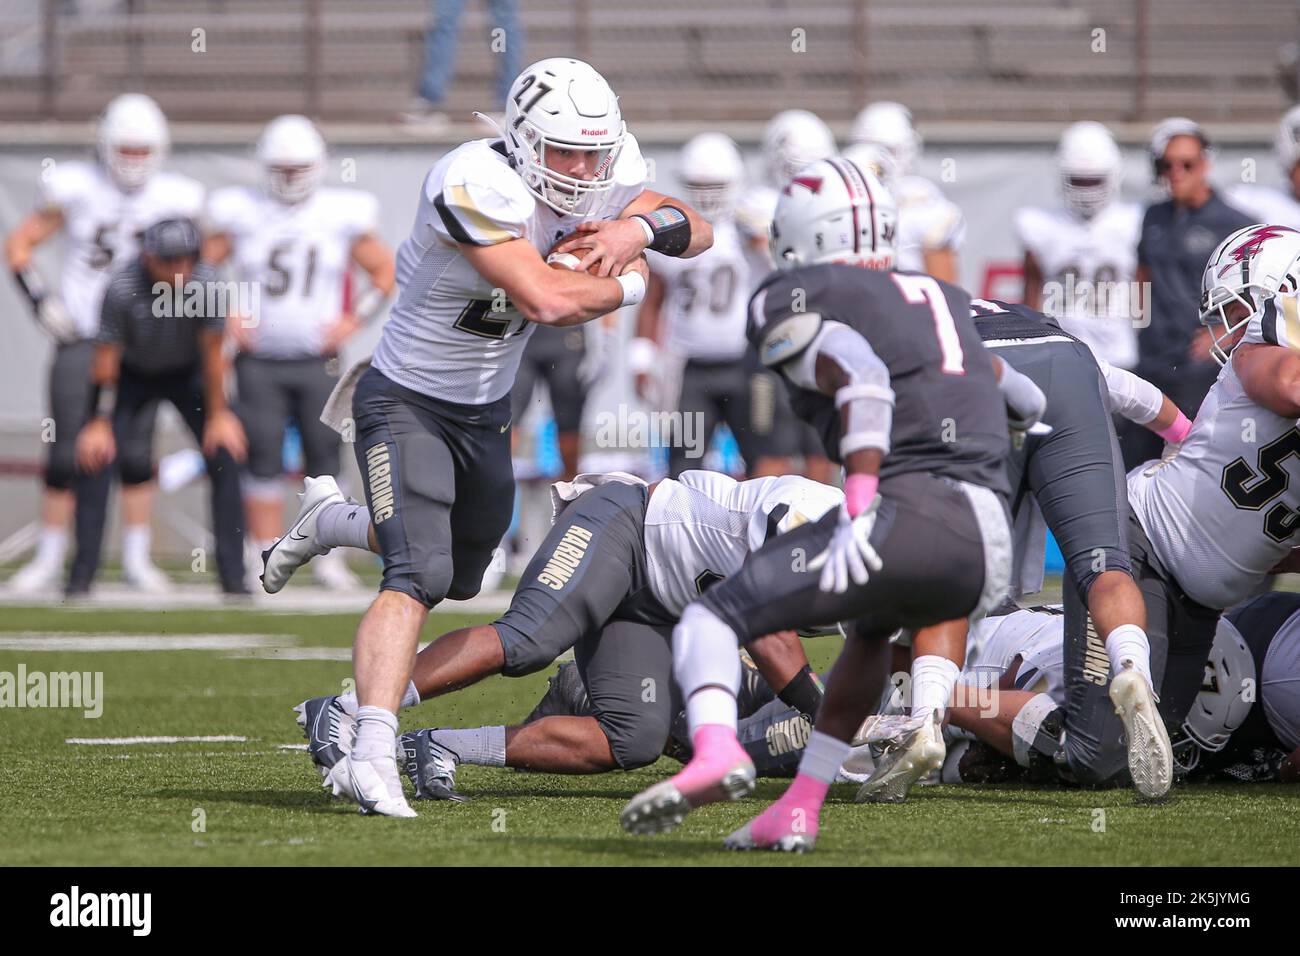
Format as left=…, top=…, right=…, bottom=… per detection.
left=734, top=110, right=837, bottom=481
left=632, top=133, right=786, bottom=477
left=621, top=158, right=1018, bottom=851
left=1227, top=105, right=1300, bottom=229
left=1015, top=122, right=1144, bottom=369
left=845, top=101, right=965, bottom=282
left=204, top=115, right=395, bottom=590
left=283, top=58, right=713, bottom=817
left=5, top=94, right=202, bottom=593
left=275, top=469, right=841, bottom=794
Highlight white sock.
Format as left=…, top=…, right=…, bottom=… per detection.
left=337, top=679, right=418, bottom=715
left=430, top=726, right=506, bottom=767
left=796, top=730, right=852, bottom=784
left=1105, top=624, right=1153, bottom=686
left=686, top=686, right=738, bottom=733
left=316, top=501, right=373, bottom=551
left=122, top=525, right=151, bottom=567
left=911, top=655, right=961, bottom=720
left=352, top=705, right=399, bottom=761
left=34, top=527, right=68, bottom=564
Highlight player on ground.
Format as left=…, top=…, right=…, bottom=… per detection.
left=278, top=469, right=841, bottom=796
left=204, top=115, right=395, bottom=590
left=5, top=94, right=202, bottom=593
left=621, top=157, right=1017, bottom=851
left=1015, top=122, right=1144, bottom=369
left=270, top=58, right=713, bottom=817
left=1227, top=105, right=1300, bottom=229
left=632, top=133, right=785, bottom=477
left=845, top=101, right=964, bottom=282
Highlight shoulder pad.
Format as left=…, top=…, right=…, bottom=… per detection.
left=756, top=310, right=824, bottom=368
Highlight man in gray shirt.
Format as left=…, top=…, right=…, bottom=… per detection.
left=1123, top=118, right=1253, bottom=470
left=68, top=218, right=248, bottom=595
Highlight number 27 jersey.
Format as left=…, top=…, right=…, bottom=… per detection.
left=1128, top=292, right=1300, bottom=609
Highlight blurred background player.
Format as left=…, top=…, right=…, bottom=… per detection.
left=845, top=100, right=964, bottom=282
left=204, top=115, right=395, bottom=590
left=735, top=110, right=836, bottom=480
left=1015, top=122, right=1143, bottom=370
left=68, top=218, right=247, bottom=595
left=1227, top=104, right=1300, bottom=229
left=633, top=133, right=782, bottom=478
left=5, top=93, right=201, bottom=593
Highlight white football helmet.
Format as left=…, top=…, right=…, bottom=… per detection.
left=841, top=142, right=900, bottom=187
left=257, top=115, right=327, bottom=204
left=678, top=132, right=744, bottom=221
left=499, top=58, right=626, bottom=216
left=1057, top=121, right=1122, bottom=220
left=1275, top=104, right=1300, bottom=174
left=1200, top=223, right=1300, bottom=363
left=1181, top=618, right=1256, bottom=757
left=761, top=110, right=836, bottom=187
left=769, top=157, right=897, bottom=271
left=848, top=101, right=921, bottom=176
left=97, top=93, right=169, bottom=191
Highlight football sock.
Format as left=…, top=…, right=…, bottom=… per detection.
left=911, top=655, right=961, bottom=720
left=429, top=726, right=506, bottom=767
left=685, top=686, right=737, bottom=733
left=337, top=679, right=419, bottom=716
left=352, top=705, right=399, bottom=761
left=316, top=501, right=373, bottom=551
left=777, top=665, right=824, bottom=719
left=670, top=724, right=751, bottom=797
left=121, top=525, right=151, bottom=567
left=1010, top=693, right=1061, bottom=768
left=673, top=604, right=741, bottom=735
left=1105, top=625, right=1153, bottom=686
left=744, top=731, right=850, bottom=845
left=34, top=526, right=68, bottom=565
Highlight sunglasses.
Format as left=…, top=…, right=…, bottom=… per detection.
left=1155, top=157, right=1200, bottom=174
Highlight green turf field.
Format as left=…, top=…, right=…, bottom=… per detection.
left=2, top=603, right=1299, bottom=867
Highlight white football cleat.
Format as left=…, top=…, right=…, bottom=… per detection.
left=854, top=710, right=945, bottom=804
left=123, top=557, right=172, bottom=593
left=325, top=753, right=417, bottom=818
left=7, top=556, right=62, bottom=593
left=310, top=549, right=361, bottom=591
left=1109, top=665, right=1173, bottom=799
left=260, top=475, right=346, bottom=594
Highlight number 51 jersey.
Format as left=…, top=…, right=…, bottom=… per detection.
left=1128, top=292, right=1300, bottom=610
left=372, top=135, right=647, bottom=406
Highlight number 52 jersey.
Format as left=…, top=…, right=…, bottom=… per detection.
left=372, top=135, right=647, bottom=405
left=1128, top=292, right=1300, bottom=610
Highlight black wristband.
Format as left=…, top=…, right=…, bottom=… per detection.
left=12, top=266, right=46, bottom=311
left=634, top=205, right=691, bottom=257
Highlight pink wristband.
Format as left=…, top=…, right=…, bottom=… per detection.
left=844, top=473, right=879, bottom=518
left=1156, top=411, right=1192, bottom=445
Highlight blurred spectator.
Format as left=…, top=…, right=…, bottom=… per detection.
left=67, top=219, right=247, bottom=596
left=1122, top=118, right=1253, bottom=470
left=404, top=0, right=524, bottom=125
left=1227, top=105, right=1300, bottom=229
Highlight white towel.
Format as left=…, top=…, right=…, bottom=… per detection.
left=549, top=471, right=648, bottom=523
left=320, top=355, right=372, bottom=436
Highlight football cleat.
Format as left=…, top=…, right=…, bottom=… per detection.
left=293, top=695, right=356, bottom=781
left=523, top=661, right=593, bottom=724
left=260, top=475, right=347, bottom=594
left=1109, top=665, right=1174, bottom=799
left=854, top=710, right=945, bottom=804
left=400, top=729, right=468, bottom=802
left=621, top=746, right=755, bottom=836
left=309, top=548, right=361, bottom=590
left=723, top=815, right=814, bottom=853
left=325, top=753, right=417, bottom=818
left=123, top=557, right=172, bottom=593
left=7, top=557, right=62, bottom=593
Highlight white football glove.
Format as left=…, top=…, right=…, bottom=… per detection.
left=811, top=499, right=883, bottom=594
left=1142, top=440, right=1184, bottom=477
left=35, top=296, right=80, bottom=344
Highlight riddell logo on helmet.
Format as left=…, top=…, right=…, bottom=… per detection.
left=1217, top=225, right=1300, bottom=278
left=581, top=128, right=608, bottom=136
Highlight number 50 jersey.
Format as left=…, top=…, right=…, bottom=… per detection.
left=1128, top=292, right=1300, bottom=610
left=372, top=136, right=647, bottom=405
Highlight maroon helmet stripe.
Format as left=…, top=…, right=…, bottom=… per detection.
left=829, top=157, right=873, bottom=254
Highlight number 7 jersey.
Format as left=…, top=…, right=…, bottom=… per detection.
left=1128, top=293, right=1300, bottom=609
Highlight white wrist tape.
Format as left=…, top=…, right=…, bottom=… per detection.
left=352, top=286, right=391, bottom=323
left=836, top=382, right=894, bottom=458
left=627, top=336, right=658, bottom=374
left=835, top=383, right=895, bottom=408
left=635, top=216, right=656, bottom=245
left=617, top=271, right=646, bottom=307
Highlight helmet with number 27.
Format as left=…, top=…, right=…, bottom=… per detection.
left=770, top=157, right=897, bottom=272
left=1200, top=223, right=1300, bottom=364
left=499, top=58, right=626, bottom=217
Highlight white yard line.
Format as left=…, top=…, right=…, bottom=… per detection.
left=65, top=735, right=249, bottom=745
left=0, top=633, right=288, bottom=652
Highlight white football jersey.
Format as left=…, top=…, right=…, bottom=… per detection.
left=1015, top=201, right=1143, bottom=368
left=38, top=161, right=204, bottom=339
left=964, top=608, right=1065, bottom=704
left=642, top=470, right=843, bottom=617
left=1129, top=292, right=1300, bottom=609
left=650, top=218, right=751, bottom=361
left=1225, top=184, right=1300, bottom=231
left=371, top=136, right=647, bottom=405
left=207, top=186, right=379, bottom=358
left=893, top=175, right=965, bottom=275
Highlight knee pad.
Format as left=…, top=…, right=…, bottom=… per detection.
left=393, top=548, right=453, bottom=610
left=599, top=708, right=673, bottom=770
left=1061, top=724, right=1129, bottom=787
left=44, top=440, right=78, bottom=491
